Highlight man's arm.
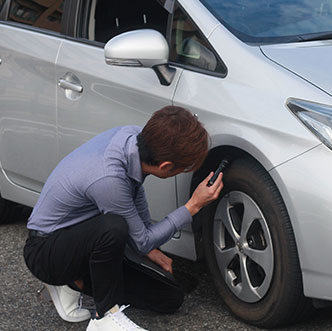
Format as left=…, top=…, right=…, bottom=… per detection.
left=86, top=170, right=223, bottom=255
left=133, top=185, right=152, bottom=227
left=185, top=171, right=224, bottom=216
left=85, top=176, right=192, bottom=255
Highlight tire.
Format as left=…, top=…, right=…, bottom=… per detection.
left=202, top=158, right=312, bottom=328
left=0, top=195, right=17, bottom=224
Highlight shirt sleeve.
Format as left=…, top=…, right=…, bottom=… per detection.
left=133, top=185, right=152, bottom=227
left=85, top=176, right=192, bottom=255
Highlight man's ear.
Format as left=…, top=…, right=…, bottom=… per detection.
left=158, top=161, right=175, bottom=171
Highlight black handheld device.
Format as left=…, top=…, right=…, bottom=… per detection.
left=207, top=157, right=231, bottom=187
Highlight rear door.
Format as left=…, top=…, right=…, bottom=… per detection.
left=55, top=0, right=181, bottom=221
left=0, top=0, right=65, bottom=193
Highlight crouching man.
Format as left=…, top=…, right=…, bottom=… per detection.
left=23, top=106, right=223, bottom=331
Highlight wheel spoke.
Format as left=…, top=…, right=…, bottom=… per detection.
left=240, top=196, right=263, bottom=240
left=213, top=217, right=223, bottom=248
left=223, top=214, right=240, bottom=242
left=214, top=244, right=237, bottom=276
left=216, top=198, right=239, bottom=242
left=243, top=245, right=273, bottom=278
left=239, top=255, right=261, bottom=302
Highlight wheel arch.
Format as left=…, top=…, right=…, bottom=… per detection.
left=189, top=141, right=293, bottom=260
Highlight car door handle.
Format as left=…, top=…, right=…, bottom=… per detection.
left=57, top=79, right=83, bottom=93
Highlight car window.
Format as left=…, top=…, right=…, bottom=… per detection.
left=169, top=4, right=226, bottom=75
left=200, top=0, right=332, bottom=45
left=82, top=0, right=169, bottom=43
left=8, top=0, right=64, bottom=33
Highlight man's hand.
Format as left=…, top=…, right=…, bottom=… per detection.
left=185, top=172, right=224, bottom=216
left=147, top=249, right=173, bottom=274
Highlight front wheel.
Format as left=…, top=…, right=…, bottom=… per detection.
left=202, top=158, right=311, bottom=328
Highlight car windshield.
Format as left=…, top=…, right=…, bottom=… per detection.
left=200, top=0, right=332, bottom=44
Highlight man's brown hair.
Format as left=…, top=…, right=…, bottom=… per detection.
left=137, top=106, right=209, bottom=172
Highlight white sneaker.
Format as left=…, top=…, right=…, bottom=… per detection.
left=86, top=305, right=148, bottom=331
left=45, top=284, right=91, bottom=322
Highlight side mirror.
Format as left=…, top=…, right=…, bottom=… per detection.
left=104, top=29, right=176, bottom=86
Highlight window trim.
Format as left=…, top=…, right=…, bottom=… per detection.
left=62, top=34, right=105, bottom=47
left=63, top=0, right=103, bottom=46
left=57, top=0, right=228, bottom=79
left=168, top=1, right=227, bottom=78
left=75, top=0, right=90, bottom=39
left=169, top=60, right=227, bottom=78
left=0, top=0, right=10, bottom=20
left=76, top=0, right=171, bottom=45
left=62, top=0, right=79, bottom=37
left=1, top=20, right=65, bottom=38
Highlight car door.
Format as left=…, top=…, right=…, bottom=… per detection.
left=0, top=0, right=65, bottom=194
left=55, top=0, right=181, bottom=221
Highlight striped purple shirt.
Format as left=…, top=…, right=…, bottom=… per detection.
left=27, top=126, right=192, bottom=254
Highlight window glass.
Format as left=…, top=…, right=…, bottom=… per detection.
left=85, top=0, right=169, bottom=43
left=169, top=4, right=225, bottom=74
left=9, top=0, right=64, bottom=33
left=201, top=0, right=332, bottom=44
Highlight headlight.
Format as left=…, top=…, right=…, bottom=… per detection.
left=287, top=98, right=332, bottom=150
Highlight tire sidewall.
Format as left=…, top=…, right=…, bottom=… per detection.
left=203, top=158, right=302, bottom=327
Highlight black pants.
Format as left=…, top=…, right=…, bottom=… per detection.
left=23, top=214, right=184, bottom=317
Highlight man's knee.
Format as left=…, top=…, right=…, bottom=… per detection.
left=152, top=285, right=185, bottom=314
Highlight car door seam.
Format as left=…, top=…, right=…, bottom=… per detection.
left=55, top=40, right=64, bottom=163
left=171, top=68, right=184, bottom=104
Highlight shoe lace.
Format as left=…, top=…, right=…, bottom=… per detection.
left=111, top=305, right=142, bottom=330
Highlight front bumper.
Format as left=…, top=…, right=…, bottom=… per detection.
left=270, top=144, right=332, bottom=300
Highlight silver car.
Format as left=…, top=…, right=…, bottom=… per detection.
left=1, top=0, right=332, bottom=328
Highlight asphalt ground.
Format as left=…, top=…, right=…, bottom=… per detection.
left=1, top=207, right=332, bottom=331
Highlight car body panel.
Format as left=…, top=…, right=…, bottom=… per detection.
left=170, top=4, right=332, bottom=285
left=173, top=23, right=326, bottom=170
left=270, top=143, right=332, bottom=300
left=0, top=24, right=60, bottom=193
left=55, top=38, right=182, bottom=221
left=261, top=40, right=332, bottom=97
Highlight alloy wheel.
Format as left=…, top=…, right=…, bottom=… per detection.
left=213, top=191, right=274, bottom=303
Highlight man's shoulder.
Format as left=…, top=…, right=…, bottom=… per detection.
left=113, top=125, right=142, bottom=137
left=104, top=125, right=142, bottom=156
